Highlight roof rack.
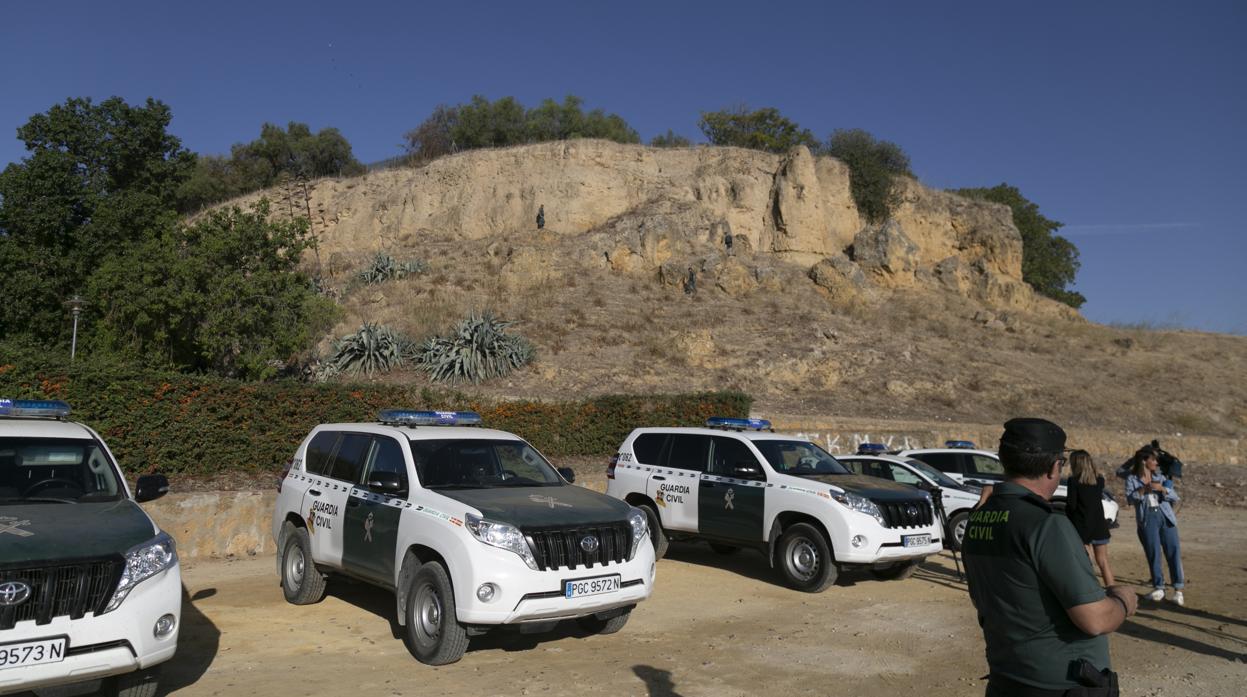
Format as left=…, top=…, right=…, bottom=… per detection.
left=0, top=398, right=72, bottom=420
left=706, top=417, right=772, bottom=432
left=378, top=410, right=482, bottom=427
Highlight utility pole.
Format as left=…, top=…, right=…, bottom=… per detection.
left=64, top=296, right=85, bottom=360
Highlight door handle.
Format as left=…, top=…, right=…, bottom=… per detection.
left=308, top=489, right=322, bottom=497
left=346, top=498, right=361, bottom=508
left=652, top=476, right=666, bottom=481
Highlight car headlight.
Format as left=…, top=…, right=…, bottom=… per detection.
left=627, top=507, right=648, bottom=559
left=465, top=513, right=537, bottom=570
left=102, top=532, right=177, bottom=614
left=831, top=491, right=887, bottom=527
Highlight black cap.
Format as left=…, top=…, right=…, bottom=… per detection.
left=999, top=418, right=1066, bottom=455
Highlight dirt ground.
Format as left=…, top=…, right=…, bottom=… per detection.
left=59, top=503, right=1235, bottom=697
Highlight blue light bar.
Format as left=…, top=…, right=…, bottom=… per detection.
left=945, top=440, right=976, bottom=449
left=706, top=417, right=771, bottom=431
left=857, top=443, right=888, bottom=454
left=378, top=410, right=482, bottom=427
left=0, top=398, right=72, bottom=419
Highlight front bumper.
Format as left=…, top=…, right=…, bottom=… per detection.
left=454, top=541, right=656, bottom=625
left=0, top=563, right=181, bottom=695
left=835, top=521, right=943, bottom=565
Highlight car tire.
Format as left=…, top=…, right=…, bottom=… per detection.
left=576, top=609, right=631, bottom=635
left=404, top=562, right=469, bottom=665
left=110, top=666, right=160, bottom=697
left=871, top=558, right=922, bottom=581
left=281, top=525, right=327, bottom=605
left=948, top=511, right=970, bottom=551
left=708, top=543, right=739, bottom=555
left=776, top=522, right=837, bottom=593
left=641, top=503, right=669, bottom=560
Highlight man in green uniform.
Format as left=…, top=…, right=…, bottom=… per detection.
left=964, top=418, right=1138, bottom=696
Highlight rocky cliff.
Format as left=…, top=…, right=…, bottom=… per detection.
left=252, top=139, right=1068, bottom=317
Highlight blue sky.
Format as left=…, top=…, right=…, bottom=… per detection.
left=2, top=1, right=1244, bottom=333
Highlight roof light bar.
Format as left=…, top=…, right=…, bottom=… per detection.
left=857, top=443, right=889, bottom=454
left=706, top=417, right=771, bottom=432
left=945, top=440, right=976, bottom=449
left=378, top=410, right=482, bottom=427
left=0, top=398, right=72, bottom=419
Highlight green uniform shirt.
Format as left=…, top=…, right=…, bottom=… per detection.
left=962, top=482, right=1110, bottom=690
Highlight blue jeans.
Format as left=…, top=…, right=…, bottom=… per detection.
left=1137, top=509, right=1184, bottom=589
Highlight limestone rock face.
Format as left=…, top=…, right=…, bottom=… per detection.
left=232, top=139, right=1067, bottom=315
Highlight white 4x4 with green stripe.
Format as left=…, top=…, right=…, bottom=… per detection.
left=271, top=411, right=654, bottom=665
left=605, top=418, right=943, bottom=592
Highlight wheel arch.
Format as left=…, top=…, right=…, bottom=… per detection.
left=767, top=511, right=834, bottom=568
left=396, top=544, right=452, bottom=626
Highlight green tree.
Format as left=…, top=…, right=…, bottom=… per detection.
left=177, top=122, right=364, bottom=211
left=403, top=104, right=459, bottom=161
left=954, top=184, right=1085, bottom=308
left=650, top=130, right=692, bottom=148
left=451, top=95, right=528, bottom=149
left=0, top=97, right=193, bottom=342
left=697, top=106, right=818, bottom=153
left=89, top=201, right=338, bottom=378
left=824, top=128, right=912, bottom=224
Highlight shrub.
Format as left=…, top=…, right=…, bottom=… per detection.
left=417, top=313, right=534, bottom=384
left=823, top=129, right=912, bottom=224
left=697, top=106, right=818, bottom=153
left=0, top=339, right=752, bottom=474
left=331, top=323, right=410, bottom=376
left=650, top=130, right=692, bottom=148
left=357, top=252, right=427, bottom=285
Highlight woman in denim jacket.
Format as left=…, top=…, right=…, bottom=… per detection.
left=1125, top=448, right=1185, bottom=605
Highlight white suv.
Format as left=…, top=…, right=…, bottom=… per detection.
left=271, top=410, right=655, bottom=665
left=899, top=442, right=1119, bottom=525
left=0, top=398, right=180, bottom=696
left=606, top=418, right=943, bottom=592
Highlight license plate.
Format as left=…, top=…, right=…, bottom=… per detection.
left=564, top=574, right=621, bottom=599
left=0, top=637, right=67, bottom=671
left=902, top=534, right=932, bottom=548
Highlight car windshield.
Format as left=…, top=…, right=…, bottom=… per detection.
left=753, top=440, right=850, bottom=476
left=904, top=459, right=963, bottom=489
left=409, top=438, right=562, bottom=489
left=0, top=437, right=125, bottom=503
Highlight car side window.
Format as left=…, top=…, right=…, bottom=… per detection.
left=887, top=463, right=923, bottom=486
left=709, top=437, right=763, bottom=479
left=361, top=436, right=408, bottom=491
left=632, top=433, right=668, bottom=465
left=305, top=431, right=340, bottom=476
left=665, top=434, right=710, bottom=472
left=971, top=455, right=1004, bottom=477
left=913, top=452, right=961, bottom=474
left=840, top=458, right=867, bottom=475
left=328, top=433, right=373, bottom=482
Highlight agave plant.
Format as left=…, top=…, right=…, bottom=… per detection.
left=330, top=323, right=410, bottom=376
left=357, top=252, right=427, bottom=285
left=417, top=313, right=534, bottom=384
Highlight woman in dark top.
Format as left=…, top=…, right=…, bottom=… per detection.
left=1066, top=449, right=1115, bottom=586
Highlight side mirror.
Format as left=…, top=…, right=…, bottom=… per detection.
left=367, top=471, right=405, bottom=496
left=557, top=467, right=576, bottom=484
left=135, top=474, right=170, bottom=503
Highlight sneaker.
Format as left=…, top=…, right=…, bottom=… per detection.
left=1149, top=588, right=1165, bottom=601
left=1172, top=590, right=1185, bottom=607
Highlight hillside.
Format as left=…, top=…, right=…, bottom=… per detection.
left=233, top=140, right=1247, bottom=439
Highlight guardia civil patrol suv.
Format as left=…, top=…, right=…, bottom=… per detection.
left=272, top=411, right=654, bottom=665
left=0, top=399, right=179, bottom=696
left=606, top=418, right=942, bottom=592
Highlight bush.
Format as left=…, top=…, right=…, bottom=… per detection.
left=357, top=252, right=427, bottom=285
left=417, top=313, right=534, bottom=384
left=823, top=129, right=912, bottom=224
left=650, top=130, right=692, bottom=148
left=330, top=323, right=411, bottom=376
left=0, top=340, right=752, bottom=474
left=697, top=106, right=818, bottom=153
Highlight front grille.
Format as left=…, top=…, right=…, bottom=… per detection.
left=524, top=522, right=632, bottom=571
left=873, top=499, right=935, bottom=529
left=0, top=558, right=123, bottom=630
